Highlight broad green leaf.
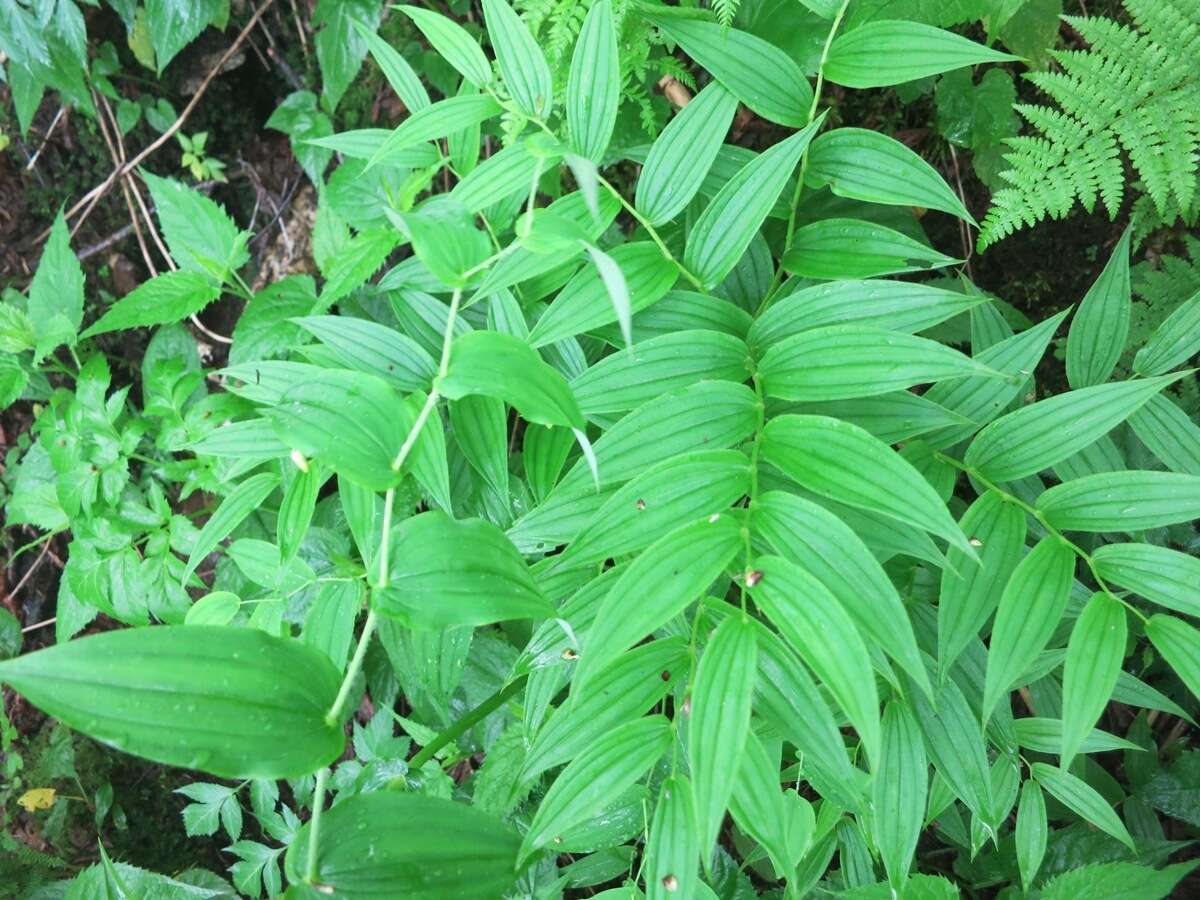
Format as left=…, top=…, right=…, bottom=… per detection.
left=519, top=716, right=671, bottom=864
left=438, top=331, right=585, bottom=429
left=635, top=82, right=738, bottom=226
left=450, top=395, right=509, bottom=496
left=1038, top=860, right=1200, bottom=900
left=759, top=325, right=990, bottom=401
left=1128, top=394, right=1200, bottom=476
left=303, top=580, right=363, bottom=671
left=1031, top=762, right=1135, bottom=850
left=402, top=199, right=491, bottom=288
left=760, top=414, right=973, bottom=555
left=482, top=0, right=552, bottom=118
left=908, top=675, right=993, bottom=824
left=142, top=171, right=248, bottom=283
left=451, top=140, right=550, bottom=213
left=650, top=17, right=813, bottom=126
left=374, top=511, right=552, bottom=628
left=286, top=793, right=520, bottom=898
left=571, top=330, right=751, bottom=416
left=646, top=775, right=700, bottom=900
left=529, top=242, right=676, bottom=347
left=690, top=616, right=757, bottom=856
left=1062, top=593, right=1126, bottom=767
left=313, top=0, right=381, bottom=110
left=783, top=218, right=959, bottom=280
left=185, top=592, right=240, bottom=626
left=1065, top=226, right=1132, bottom=388
left=964, top=374, right=1182, bottom=482
left=28, top=210, right=84, bottom=360
left=306, top=130, right=439, bottom=165
left=1015, top=780, right=1047, bottom=892
left=1146, top=614, right=1200, bottom=703
left=686, top=119, right=822, bottom=289
left=1012, top=718, right=1143, bottom=755
left=1134, top=289, right=1200, bottom=376
left=754, top=490, right=928, bottom=694
left=396, top=5, right=492, bottom=87
left=295, top=316, right=436, bottom=393
left=81, top=271, right=219, bottom=338
left=567, top=0, right=619, bottom=162
left=182, top=472, right=279, bottom=586
left=825, top=21, right=1017, bottom=88
left=806, top=127, right=974, bottom=222
left=983, top=537, right=1076, bottom=722
left=574, top=514, right=743, bottom=692
left=1092, top=543, right=1200, bottom=617
left=749, top=555, right=881, bottom=766
left=351, top=19, right=429, bottom=112
left=1036, top=471, right=1200, bottom=532
left=0, top=626, right=342, bottom=778
left=873, top=701, right=927, bottom=889
left=729, top=732, right=798, bottom=875
left=749, top=280, right=984, bottom=351
left=188, top=420, right=290, bottom=462
left=523, top=638, right=687, bottom=779
left=556, top=450, right=750, bottom=571
left=145, top=0, right=224, bottom=73
left=366, top=94, right=501, bottom=169
left=937, top=491, right=1026, bottom=678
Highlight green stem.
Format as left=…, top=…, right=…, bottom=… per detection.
left=407, top=675, right=528, bottom=771
left=597, top=174, right=707, bottom=293
left=325, top=611, right=379, bottom=728
left=304, top=767, right=329, bottom=884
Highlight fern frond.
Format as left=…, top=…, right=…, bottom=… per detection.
left=712, top=0, right=741, bottom=28
left=979, top=0, right=1200, bottom=249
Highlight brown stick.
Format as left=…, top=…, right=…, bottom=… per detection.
left=93, top=91, right=159, bottom=276
left=33, top=0, right=277, bottom=245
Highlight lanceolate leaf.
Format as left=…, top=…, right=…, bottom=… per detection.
left=748, top=555, right=881, bottom=766
left=650, top=17, right=813, bottom=126
left=964, top=374, right=1182, bottom=482
left=983, top=537, right=1077, bottom=722
left=366, top=94, right=501, bottom=169
left=690, top=617, right=757, bottom=859
left=760, top=414, right=974, bottom=555
left=685, top=119, right=823, bottom=289
left=1146, top=614, right=1200, bottom=703
left=481, top=0, right=552, bottom=119
left=0, top=626, right=342, bottom=779
left=782, top=218, right=959, bottom=280
left=825, top=21, right=1017, bottom=88
left=635, top=82, right=739, bottom=226
left=1061, top=593, right=1126, bottom=767
left=1128, top=394, right=1200, bottom=476
left=352, top=18, right=430, bottom=112
left=1065, top=226, right=1132, bottom=388
left=1092, top=543, right=1200, bottom=617
left=1133, top=289, right=1200, bottom=376
left=874, top=701, right=927, bottom=889
left=908, top=675, right=993, bottom=824
left=730, top=731, right=795, bottom=875
left=286, top=793, right=521, bottom=898
left=1031, top=763, right=1135, bottom=850
left=567, top=0, right=619, bottom=162
left=396, top=5, right=491, bottom=88
left=646, top=775, right=701, bottom=900
left=1036, top=471, right=1200, bottom=532
left=182, top=472, right=280, bottom=586
left=1015, top=780, right=1047, bottom=892
left=519, top=716, right=671, bottom=864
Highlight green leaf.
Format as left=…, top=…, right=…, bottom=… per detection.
left=782, top=218, right=959, bottom=280
left=184, top=591, right=240, bottom=626
left=397, top=5, right=491, bottom=88
left=519, top=716, right=671, bottom=864
left=303, top=580, right=363, bottom=671
left=730, top=731, right=799, bottom=875
left=437, top=331, right=585, bottom=429
left=286, top=792, right=520, bottom=898
left=686, top=119, right=823, bottom=289
left=567, top=0, right=619, bottom=162
left=145, top=0, right=223, bottom=73
left=295, top=315, right=436, bottom=393
left=1036, top=471, right=1200, bottom=532
left=306, top=130, right=439, bottom=165
left=402, top=199, right=491, bottom=288
left=1012, top=717, right=1143, bottom=755
left=908, top=675, right=993, bottom=823
left=805, top=127, right=974, bottom=222
left=825, top=20, right=1017, bottom=88
left=277, top=465, right=323, bottom=564
left=28, top=210, right=84, bottom=360
left=650, top=17, right=813, bottom=126
left=1065, top=226, right=1132, bottom=388
left=351, top=19, right=430, bottom=113
left=963, top=374, right=1182, bottom=482
left=1015, top=780, right=1047, bottom=892
left=529, top=242, right=677, bottom=347
left=318, top=227, right=401, bottom=307
left=81, top=271, right=219, bottom=338
left=0, top=626, right=342, bottom=779
left=645, top=775, right=700, bottom=900
left=450, top=395, right=509, bottom=496
left=313, top=0, right=381, bottom=111
left=266, top=91, right=335, bottom=185
left=983, top=537, right=1077, bottom=722
left=1134, top=289, right=1200, bottom=376
left=937, top=490, right=1026, bottom=679
left=690, top=616, right=757, bottom=857
left=1038, top=861, right=1200, bottom=900
left=374, top=511, right=552, bottom=629
left=748, top=555, right=881, bottom=766
left=1061, top=593, right=1126, bottom=767
left=635, top=82, right=739, bottom=226
left=873, top=701, right=927, bottom=889
left=754, top=490, right=928, bottom=694
left=141, top=171, right=248, bottom=283
left=1128, top=394, right=1200, bottom=476
left=367, top=94, right=501, bottom=169
left=451, top=140, right=548, bottom=213
left=482, top=0, right=552, bottom=119
left=574, top=514, right=743, bottom=692
left=759, top=325, right=990, bottom=401
left=760, top=414, right=973, bottom=555
left=1146, top=614, right=1200, bottom=703
left=181, top=472, right=279, bottom=586
left=1092, top=543, right=1200, bottom=617
left=1031, top=762, right=1135, bottom=850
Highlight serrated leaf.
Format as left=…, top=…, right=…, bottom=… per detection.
left=1031, top=762, right=1134, bottom=850
left=482, top=0, right=552, bottom=119
left=28, top=210, right=84, bottom=359
left=825, top=20, right=1017, bottom=88
left=782, top=218, right=959, bottom=279
left=142, top=171, right=248, bottom=283
left=396, top=5, right=491, bottom=88
left=1038, top=860, right=1200, bottom=900
left=1091, top=543, right=1200, bottom=617
left=81, top=271, right=219, bottom=338
left=1065, top=227, right=1132, bottom=388
left=317, top=227, right=401, bottom=306
left=1036, top=471, right=1200, bottom=532
left=567, top=0, right=619, bottom=162
left=873, top=700, right=927, bottom=889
